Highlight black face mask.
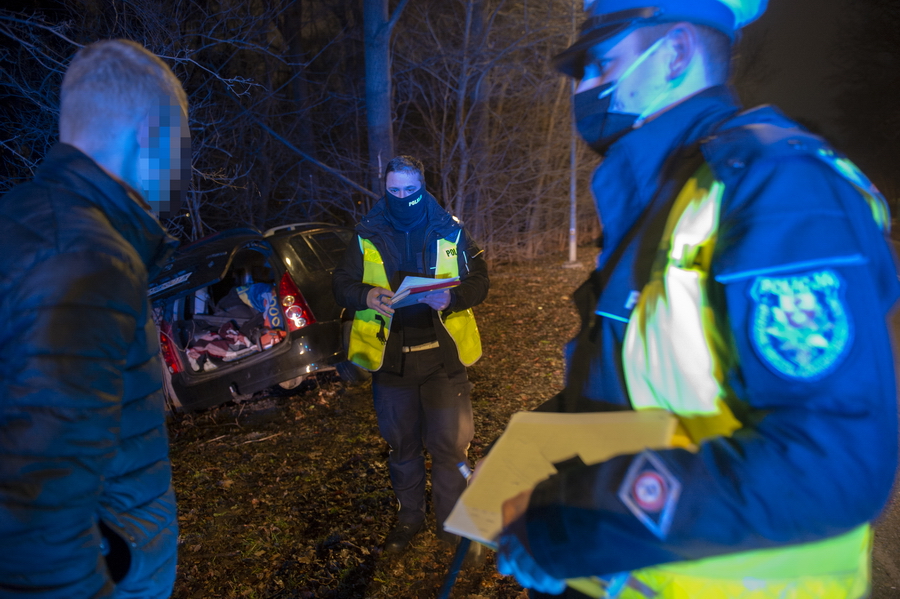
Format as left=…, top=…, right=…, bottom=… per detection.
left=385, top=189, right=427, bottom=230
left=573, top=83, right=638, bottom=155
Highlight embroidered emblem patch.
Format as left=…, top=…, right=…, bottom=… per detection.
left=749, top=269, right=852, bottom=380
left=618, top=451, right=681, bottom=540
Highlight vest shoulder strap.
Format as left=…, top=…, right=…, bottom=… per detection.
left=701, top=119, right=828, bottom=177
left=701, top=115, right=891, bottom=233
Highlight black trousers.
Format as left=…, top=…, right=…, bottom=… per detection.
left=372, top=347, right=474, bottom=528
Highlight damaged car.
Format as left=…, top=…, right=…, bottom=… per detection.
left=150, top=223, right=368, bottom=412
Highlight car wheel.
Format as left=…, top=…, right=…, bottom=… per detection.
left=278, top=375, right=306, bottom=390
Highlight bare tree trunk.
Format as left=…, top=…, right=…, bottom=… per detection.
left=466, top=0, right=488, bottom=241
left=523, top=73, right=570, bottom=256
left=283, top=0, right=319, bottom=199
left=451, top=0, right=477, bottom=220
left=449, top=0, right=487, bottom=234
left=363, top=0, right=409, bottom=194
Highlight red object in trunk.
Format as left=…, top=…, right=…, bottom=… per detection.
left=278, top=271, right=316, bottom=331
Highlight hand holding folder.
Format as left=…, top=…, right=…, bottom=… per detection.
left=390, top=275, right=460, bottom=308
left=443, top=409, right=676, bottom=597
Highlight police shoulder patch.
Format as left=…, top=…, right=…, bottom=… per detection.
left=749, top=269, right=853, bottom=381
left=618, top=450, right=681, bottom=540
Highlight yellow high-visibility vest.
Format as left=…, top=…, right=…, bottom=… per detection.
left=347, top=233, right=482, bottom=371
left=605, top=154, right=886, bottom=599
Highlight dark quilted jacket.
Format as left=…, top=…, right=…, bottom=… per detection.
left=0, top=143, right=179, bottom=598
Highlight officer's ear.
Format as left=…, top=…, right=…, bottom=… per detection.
left=663, top=23, right=699, bottom=82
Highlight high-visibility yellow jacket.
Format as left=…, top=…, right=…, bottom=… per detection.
left=347, top=234, right=482, bottom=371
left=332, top=192, right=488, bottom=375
left=520, top=91, right=899, bottom=599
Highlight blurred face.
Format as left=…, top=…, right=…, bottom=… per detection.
left=385, top=170, right=422, bottom=198
left=138, top=96, right=191, bottom=218
left=577, top=27, right=671, bottom=115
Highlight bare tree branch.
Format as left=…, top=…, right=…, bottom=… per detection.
left=251, top=116, right=379, bottom=200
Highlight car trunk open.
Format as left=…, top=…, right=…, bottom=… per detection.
left=151, top=230, right=293, bottom=376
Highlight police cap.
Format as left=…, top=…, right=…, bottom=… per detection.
left=553, top=0, right=768, bottom=77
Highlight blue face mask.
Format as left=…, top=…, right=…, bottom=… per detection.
left=574, top=82, right=638, bottom=155
left=573, top=35, right=668, bottom=155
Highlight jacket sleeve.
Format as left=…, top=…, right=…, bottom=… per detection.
left=332, top=234, right=373, bottom=312
left=448, top=226, right=489, bottom=312
left=0, top=249, right=146, bottom=598
left=517, top=156, right=900, bottom=579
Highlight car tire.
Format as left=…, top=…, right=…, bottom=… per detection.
left=278, top=375, right=306, bottom=390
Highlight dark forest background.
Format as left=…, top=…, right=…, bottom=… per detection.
left=1, top=0, right=896, bottom=262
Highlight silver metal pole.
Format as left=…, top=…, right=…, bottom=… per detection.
left=568, top=77, right=577, bottom=264
left=565, top=1, right=579, bottom=268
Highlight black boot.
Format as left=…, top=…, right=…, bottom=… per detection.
left=383, top=519, right=424, bottom=554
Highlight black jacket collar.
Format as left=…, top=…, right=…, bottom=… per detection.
left=34, top=143, right=178, bottom=278
left=593, top=85, right=741, bottom=258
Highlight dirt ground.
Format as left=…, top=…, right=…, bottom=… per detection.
left=167, top=251, right=597, bottom=599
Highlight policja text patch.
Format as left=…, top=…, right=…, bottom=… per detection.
left=749, top=269, right=852, bottom=381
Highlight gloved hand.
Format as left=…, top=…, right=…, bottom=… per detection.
left=419, top=289, right=450, bottom=311
left=497, top=530, right=567, bottom=595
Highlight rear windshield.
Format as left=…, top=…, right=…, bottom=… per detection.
left=289, top=229, right=353, bottom=271
left=149, top=232, right=264, bottom=302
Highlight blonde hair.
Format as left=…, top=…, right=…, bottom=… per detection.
left=60, top=39, right=187, bottom=141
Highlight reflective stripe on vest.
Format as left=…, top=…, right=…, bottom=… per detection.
left=817, top=148, right=891, bottom=233
left=347, top=237, right=393, bottom=371
left=617, top=161, right=873, bottom=598
left=348, top=233, right=482, bottom=371
left=436, top=233, right=483, bottom=366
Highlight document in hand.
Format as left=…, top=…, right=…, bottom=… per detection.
left=443, top=409, right=676, bottom=549
left=390, top=275, right=460, bottom=308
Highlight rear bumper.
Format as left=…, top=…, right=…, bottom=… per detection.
left=170, top=320, right=343, bottom=411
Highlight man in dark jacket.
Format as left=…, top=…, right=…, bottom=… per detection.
left=0, top=40, right=188, bottom=598
left=333, top=155, right=489, bottom=553
left=494, top=1, right=900, bottom=598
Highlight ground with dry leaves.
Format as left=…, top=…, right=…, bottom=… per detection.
left=167, top=251, right=597, bottom=599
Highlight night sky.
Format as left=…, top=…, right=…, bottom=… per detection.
left=744, top=0, right=843, bottom=137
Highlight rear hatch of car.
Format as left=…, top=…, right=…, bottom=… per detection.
left=264, top=223, right=355, bottom=323
left=150, top=229, right=314, bottom=376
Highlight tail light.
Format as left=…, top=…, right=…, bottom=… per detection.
left=159, top=327, right=183, bottom=374
left=278, top=271, right=316, bottom=332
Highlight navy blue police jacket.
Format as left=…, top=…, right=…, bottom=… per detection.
left=518, top=86, right=900, bottom=578
left=0, top=144, right=179, bottom=598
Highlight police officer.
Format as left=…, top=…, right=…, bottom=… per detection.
left=495, top=1, right=900, bottom=597
left=333, top=155, right=489, bottom=553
